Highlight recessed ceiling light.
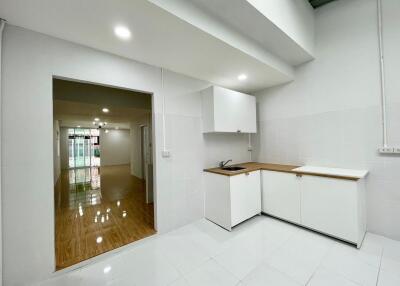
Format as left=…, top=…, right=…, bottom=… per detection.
left=77, top=125, right=81, bottom=128
left=238, top=74, right=247, bottom=81
left=102, top=108, right=109, bottom=113
left=94, top=118, right=100, bottom=122
left=114, top=26, right=131, bottom=40
left=96, top=236, right=103, bottom=244
left=92, top=121, right=96, bottom=125
left=105, top=130, right=109, bottom=134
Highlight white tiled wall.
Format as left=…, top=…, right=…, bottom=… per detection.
left=253, top=0, right=400, bottom=240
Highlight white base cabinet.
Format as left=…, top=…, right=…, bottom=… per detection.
left=261, top=171, right=301, bottom=224
left=205, top=171, right=261, bottom=230
left=301, top=175, right=366, bottom=246
left=261, top=170, right=366, bottom=248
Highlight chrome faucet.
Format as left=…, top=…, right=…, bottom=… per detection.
left=219, top=159, right=232, bottom=168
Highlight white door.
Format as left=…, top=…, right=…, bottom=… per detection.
left=262, top=171, right=301, bottom=224
left=301, top=175, right=358, bottom=243
left=230, top=171, right=261, bottom=226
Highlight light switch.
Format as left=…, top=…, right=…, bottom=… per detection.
left=161, top=150, right=171, bottom=158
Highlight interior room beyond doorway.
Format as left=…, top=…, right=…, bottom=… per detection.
left=53, top=78, right=154, bottom=269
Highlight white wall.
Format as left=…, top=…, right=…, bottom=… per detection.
left=100, top=129, right=131, bottom=166
left=253, top=0, right=400, bottom=240
left=0, top=19, right=5, bottom=286
left=1, top=25, right=249, bottom=285
left=52, top=120, right=61, bottom=183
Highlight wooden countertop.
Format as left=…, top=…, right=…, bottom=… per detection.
left=204, top=162, right=368, bottom=181
left=204, top=162, right=299, bottom=176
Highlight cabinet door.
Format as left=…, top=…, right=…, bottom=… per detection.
left=204, top=173, right=231, bottom=230
left=230, top=171, right=261, bottom=227
left=301, top=175, right=358, bottom=243
left=213, top=86, right=242, bottom=132
left=261, top=171, right=301, bottom=224
left=238, top=94, right=257, bottom=133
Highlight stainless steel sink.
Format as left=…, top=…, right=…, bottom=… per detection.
left=221, top=166, right=245, bottom=171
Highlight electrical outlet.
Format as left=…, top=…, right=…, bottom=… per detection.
left=378, top=147, right=394, bottom=154
left=161, top=150, right=171, bottom=158
left=393, top=147, right=400, bottom=154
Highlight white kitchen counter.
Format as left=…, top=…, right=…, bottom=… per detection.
left=293, top=166, right=368, bottom=180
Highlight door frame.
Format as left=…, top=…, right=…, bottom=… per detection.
left=52, top=75, right=157, bottom=273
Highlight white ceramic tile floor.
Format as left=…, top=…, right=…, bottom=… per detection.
left=36, top=216, right=400, bottom=286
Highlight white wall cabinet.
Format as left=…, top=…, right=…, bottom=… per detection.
left=261, top=170, right=366, bottom=248
left=201, top=86, right=257, bottom=133
left=205, top=171, right=261, bottom=230
left=261, top=170, right=301, bottom=224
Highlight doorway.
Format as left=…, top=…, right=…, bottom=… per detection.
left=53, top=78, right=155, bottom=270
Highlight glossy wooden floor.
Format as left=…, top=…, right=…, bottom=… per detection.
left=54, top=165, right=155, bottom=270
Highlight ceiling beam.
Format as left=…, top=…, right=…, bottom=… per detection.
left=309, top=0, right=336, bottom=9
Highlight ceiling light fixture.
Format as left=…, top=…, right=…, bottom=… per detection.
left=114, top=25, right=131, bottom=40
left=105, top=130, right=109, bottom=134
left=102, top=108, right=109, bottom=113
left=77, top=125, right=81, bottom=128
left=94, top=118, right=100, bottom=122
left=92, top=121, right=96, bottom=125
left=238, top=74, right=247, bottom=81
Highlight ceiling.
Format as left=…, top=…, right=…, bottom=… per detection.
left=187, top=0, right=313, bottom=66
left=53, top=79, right=151, bottom=129
left=54, top=101, right=150, bottom=129
left=309, top=0, right=336, bottom=8
left=0, top=0, right=296, bottom=93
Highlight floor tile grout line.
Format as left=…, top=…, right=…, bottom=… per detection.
left=317, top=241, right=381, bottom=286
left=212, top=256, right=244, bottom=282
left=304, top=242, right=335, bottom=286
left=261, top=262, right=304, bottom=286
left=375, top=247, right=384, bottom=286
